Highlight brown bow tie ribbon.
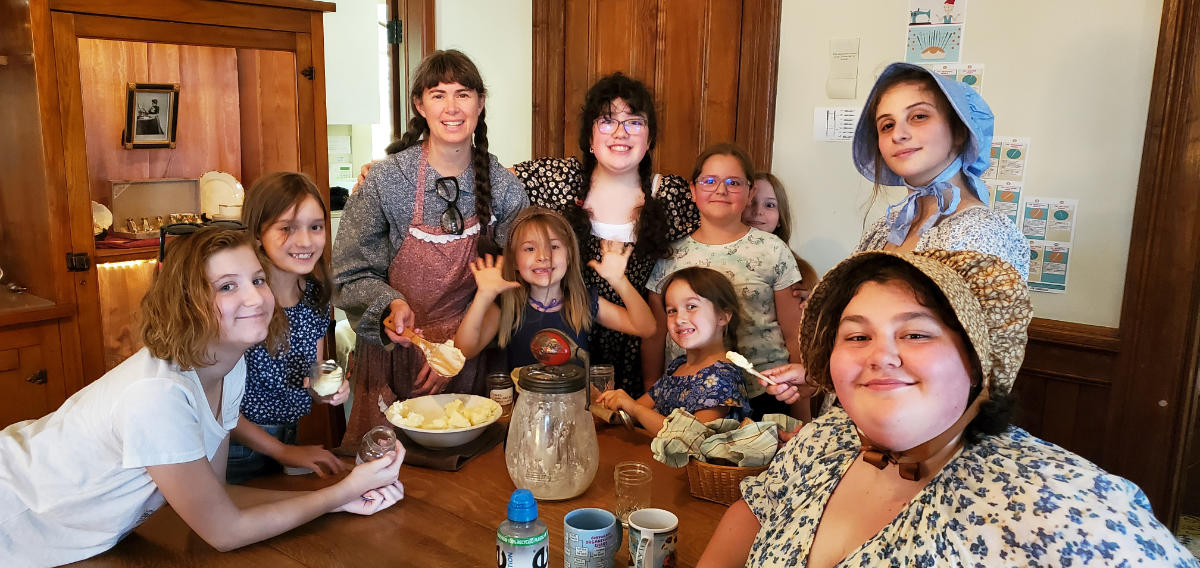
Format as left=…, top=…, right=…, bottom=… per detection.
left=855, top=389, right=989, bottom=482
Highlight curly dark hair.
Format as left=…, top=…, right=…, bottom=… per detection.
left=564, top=72, right=670, bottom=260
left=806, top=256, right=1014, bottom=442
left=393, top=49, right=498, bottom=255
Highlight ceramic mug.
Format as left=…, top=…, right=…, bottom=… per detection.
left=564, top=507, right=622, bottom=568
left=627, top=508, right=678, bottom=568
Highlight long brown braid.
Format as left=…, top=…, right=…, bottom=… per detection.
left=393, top=49, right=496, bottom=254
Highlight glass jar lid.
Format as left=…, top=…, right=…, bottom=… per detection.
left=518, top=363, right=586, bottom=393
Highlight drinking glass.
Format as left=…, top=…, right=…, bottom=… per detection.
left=590, top=364, right=615, bottom=393
left=614, top=461, right=653, bottom=527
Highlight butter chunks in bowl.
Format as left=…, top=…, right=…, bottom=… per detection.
left=385, top=394, right=501, bottom=449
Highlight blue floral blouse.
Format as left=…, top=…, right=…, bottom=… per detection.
left=741, top=407, right=1196, bottom=567
left=648, top=356, right=751, bottom=421
left=241, top=280, right=329, bottom=425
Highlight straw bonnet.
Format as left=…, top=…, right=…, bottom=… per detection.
left=800, top=249, right=1032, bottom=479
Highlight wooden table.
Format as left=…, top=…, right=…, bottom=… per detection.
left=73, top=424, right=728, bottom=567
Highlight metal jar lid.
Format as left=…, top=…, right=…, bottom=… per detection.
left=517, top=363, right=586, bottom=394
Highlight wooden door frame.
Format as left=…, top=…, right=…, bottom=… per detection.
left=531, top=0, right=781, bottom=172
left=388, top=0, right=435, bottom=138
left=1106, top=0, right=1200, bottom=522
left=41, top=0, right=332, bottom=382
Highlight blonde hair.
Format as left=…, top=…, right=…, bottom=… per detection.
left=752, top=172, right=793, bottom=242
left=142, top=227, right=288, bottom=369
left=497, top=208, right=591, bottom=347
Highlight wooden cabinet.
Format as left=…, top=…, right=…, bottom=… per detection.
left=0, top=324, right=69, bottom=424
left=0, top=0, right=333, bottom=426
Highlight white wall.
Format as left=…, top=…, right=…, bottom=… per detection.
left=324, top=0, right=380, bottom=125
left=771, top=0, right=1162, bottom=327
left=434, top=0, right=533, bottom=167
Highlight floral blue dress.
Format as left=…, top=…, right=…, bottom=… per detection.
left=741, top=407, right=1196, bottom=567
left=647, top=356, right=751, bottom=420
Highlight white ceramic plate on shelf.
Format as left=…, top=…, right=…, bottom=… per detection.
left=199, top=171, right=243, bottom=220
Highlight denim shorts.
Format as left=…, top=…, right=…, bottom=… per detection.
left=225, top=422, right=298, bottom=484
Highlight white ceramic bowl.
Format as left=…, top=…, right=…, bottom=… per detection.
left=387, top=394, right=501, bottom=449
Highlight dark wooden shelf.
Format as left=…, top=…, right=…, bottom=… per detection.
left=96, top=246, right=158, bottom=264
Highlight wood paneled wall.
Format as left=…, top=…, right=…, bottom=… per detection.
left=535, top=0, right=781, bottom=178
left=77, top=39, right=242, bottom=206
left=237, top=48, right=300, bottom=187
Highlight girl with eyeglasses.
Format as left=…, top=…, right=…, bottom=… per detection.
left=0, top=228, right=403, bottom=565
left=512, top=73, right=700, bottom=399
left=222, top=172, right=349, bottom=483
left=332, top=50, right=529, bottom=446
left=644, top=143, right=809, bottom=421
left=452, top=207, right=656, bottom=371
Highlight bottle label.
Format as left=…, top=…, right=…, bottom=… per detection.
left=496, top=529, right=548, bottom=568
left=489, top=387, right=514, bottom=406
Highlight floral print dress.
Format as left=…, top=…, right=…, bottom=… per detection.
left=648, top=356, right=751, bottom=420
left=741, top=407, right=1197, bottom=567
left=514, top=156, right=700, bottom=397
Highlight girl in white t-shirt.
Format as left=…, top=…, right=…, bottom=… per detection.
left=0, top=227, right=404, bottom=566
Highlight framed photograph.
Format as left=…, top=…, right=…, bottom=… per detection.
left=123, top=83, right=179, bottom=149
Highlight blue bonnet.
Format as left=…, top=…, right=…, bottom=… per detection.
left=851, top=62, right=994, bottom=204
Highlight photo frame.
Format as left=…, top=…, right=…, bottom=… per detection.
left=123, top=83, right=179, bottom=149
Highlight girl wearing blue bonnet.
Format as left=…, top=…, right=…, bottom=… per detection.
left=852, top=62, right=1029, bottom=278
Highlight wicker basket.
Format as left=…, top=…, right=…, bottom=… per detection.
left=685, top=459, right=768, bottom=505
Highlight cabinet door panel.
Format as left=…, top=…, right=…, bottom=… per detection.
left=0, top=324, right=68, bottom=427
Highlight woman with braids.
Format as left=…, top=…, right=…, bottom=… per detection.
left=512, top=73, right=700, bottom=397
left=332, top=50, right=527, bottom=445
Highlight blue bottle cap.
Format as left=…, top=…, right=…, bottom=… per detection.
left=507, top=488, right=538, bottom=522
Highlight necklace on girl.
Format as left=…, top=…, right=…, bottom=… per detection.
left=529, top=297, right=562, bottom=312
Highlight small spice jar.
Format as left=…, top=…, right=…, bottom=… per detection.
left=357, top=425, right=397, bottom=464
left=486, top=371, right=515, bottom=420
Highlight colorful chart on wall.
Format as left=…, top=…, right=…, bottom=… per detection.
left=906, top=25, right=963, bottom=63
left=1029, top=241, right=1071, bottom=293
left=922, top=63, right=985, bottom=94
left=908, top=0, right=967, bottom=26
left=906, top=0, right=966, bottom=63
left=987, top=179, right=1022, bottom=224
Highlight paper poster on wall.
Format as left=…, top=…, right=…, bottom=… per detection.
left=906, top=25, right=963, bottom=63
left=908, top=0, right=966, bottom=25
left=923, top=63, right=984, bottom=93
left=1021, top=198, right=1049, bottom=240
left=1029, top=241, right=1071, bottom=293
left=827, top=38, right=860, bottom=99
left=906, top=0, right=965, bottom=63
left=988, top=179, right=1022, bottom=223
left=813, top=107, right=860, bottom=141
left=1045, top=198, right=1078, bottom=242
left=996, top=137, right=1030, bottom=181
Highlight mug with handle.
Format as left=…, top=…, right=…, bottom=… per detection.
left=564, top=507, right=622, bottom=567
left=627, top=508, right=678, bottom=568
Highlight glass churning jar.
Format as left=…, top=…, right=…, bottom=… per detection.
left=505, top=364, right=598, bottom=500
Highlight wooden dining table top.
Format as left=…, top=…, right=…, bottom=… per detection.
left=72, top=422, right=729, bottom=567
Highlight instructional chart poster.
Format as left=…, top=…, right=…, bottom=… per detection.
left=906, top=0, right=967, bottom=63
left=988, top=180, right=1022, bottom=224
left=1028, top=241, right=1071, bottom=293
left=813, top=107, right=861, bottom=141
left=923, top=62, right=985, bottom=93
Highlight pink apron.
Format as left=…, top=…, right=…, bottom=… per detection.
left=343, top=147, right=487, bottom=446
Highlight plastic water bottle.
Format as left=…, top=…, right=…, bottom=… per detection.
left=496, top=489, right=548, bottom=568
